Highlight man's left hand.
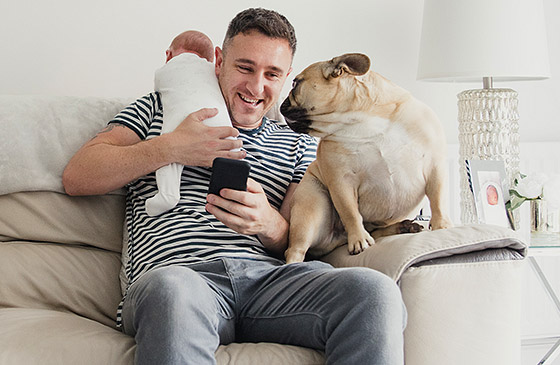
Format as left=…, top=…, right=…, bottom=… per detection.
left=205, top=178, right=289, bottom=255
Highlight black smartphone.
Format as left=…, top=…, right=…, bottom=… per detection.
left=208, top=157, right=251, bottom=196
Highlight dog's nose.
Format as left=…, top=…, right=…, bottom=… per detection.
left=279, top=97, right=292, bottom=116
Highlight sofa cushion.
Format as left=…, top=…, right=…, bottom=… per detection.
left=216, top=343, right=324, bottom=364
left=0, top=241, right=122, bottom=328
left=0, top=191, right=125, bottom=253
left=0, top=308, right=135, bottom=365
left=0, top=308, right=325, bottom=365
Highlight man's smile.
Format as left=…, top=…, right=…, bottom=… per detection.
left=238, top=93, right=263, bottom=106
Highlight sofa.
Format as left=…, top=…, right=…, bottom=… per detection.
left=0, top=94, right=527, bottom=365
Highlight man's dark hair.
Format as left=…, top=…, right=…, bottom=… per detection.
left=223, top=8, right=297, bottom=56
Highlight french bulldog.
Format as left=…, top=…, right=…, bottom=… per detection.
left=281, top=53, right=453, bottom=264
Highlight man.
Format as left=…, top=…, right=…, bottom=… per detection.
left=63, top=8, right=406, bottom=365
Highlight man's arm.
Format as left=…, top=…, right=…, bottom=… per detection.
left=205, top=180, right=299, bottom=256
left=63, top=108, right=244, bottom=196
left=63, top=124, right=164, bottom=196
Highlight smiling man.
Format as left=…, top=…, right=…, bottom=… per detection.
left=215, top=29, right=292, bottom=129
left=63, top=7, right=406, bottom=365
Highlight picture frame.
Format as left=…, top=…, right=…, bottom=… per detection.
left=465, top=159, right=513, bottom=229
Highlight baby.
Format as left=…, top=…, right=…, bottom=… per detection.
left=145, top=30, right=235, bottom=216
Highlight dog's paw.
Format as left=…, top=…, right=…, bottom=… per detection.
left=285, top=247, right=307, bottom=264
left=429, top=216, right=453, bottom=230
left=398, top=219, right=424, bottom=234
left=347, top=230, right=375, bottom=255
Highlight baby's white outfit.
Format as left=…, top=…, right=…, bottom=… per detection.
left=145, top=52, right=234, bottom=216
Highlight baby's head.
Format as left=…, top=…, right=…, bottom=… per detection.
left=166, top=30, right=214, bottom=63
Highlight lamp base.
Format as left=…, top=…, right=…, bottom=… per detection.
left=458, top=88, right=520, bottom=225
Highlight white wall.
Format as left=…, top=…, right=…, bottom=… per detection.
left=1, top=0, right=558, bottom=144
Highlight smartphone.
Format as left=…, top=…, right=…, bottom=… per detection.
left=208, top=157, right=251, bottom=196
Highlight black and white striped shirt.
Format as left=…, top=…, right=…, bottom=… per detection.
left=111, top=93, right=317, bottom=325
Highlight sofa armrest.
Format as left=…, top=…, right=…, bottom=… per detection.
left=321, top=224, right=527, bottom=281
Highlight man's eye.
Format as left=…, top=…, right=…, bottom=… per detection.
left=238, top=66, right=252, bottom=73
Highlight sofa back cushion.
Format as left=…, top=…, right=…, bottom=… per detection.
left=0, top=241, right=122, bottom=328
left=0, top=191, right=126, bottom=327
left=0, top=191, right=125, bottom=252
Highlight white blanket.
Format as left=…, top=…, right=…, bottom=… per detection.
left=0, top=94, right=129, bottom=195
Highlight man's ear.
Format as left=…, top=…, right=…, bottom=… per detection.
left=165, top=49, right=173, bottom=63
left=214, top=46, right=223, bottom=77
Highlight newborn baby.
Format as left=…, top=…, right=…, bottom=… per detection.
left=145, top=30, right=235, bottom=216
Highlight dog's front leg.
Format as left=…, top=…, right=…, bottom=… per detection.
left=328, top=183, right=374, bottom=255
left=285, top=174, right=334, bottom=264
left=425, top=163, right=453, bottom=230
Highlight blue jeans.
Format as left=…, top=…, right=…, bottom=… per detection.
left=121, top=258, right=406, bottom=365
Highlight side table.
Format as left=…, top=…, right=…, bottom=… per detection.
left=526, top=234, right=560, bottom=365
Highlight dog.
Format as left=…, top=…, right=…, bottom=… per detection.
left=280, top=53, right=453, bottom=264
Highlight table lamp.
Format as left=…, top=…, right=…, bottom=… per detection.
left=417, top=0, right=551, bottom=225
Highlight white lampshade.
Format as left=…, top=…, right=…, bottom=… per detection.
left=417, top=0, right=551, bottom=83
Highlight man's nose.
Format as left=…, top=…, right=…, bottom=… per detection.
left=246, top=72, right=265, bottom=96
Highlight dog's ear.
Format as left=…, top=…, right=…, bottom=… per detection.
left=325, top=53, right=371, bottom=79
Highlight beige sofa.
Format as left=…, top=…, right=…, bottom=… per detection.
left=0, top=95, right=527, bottom=365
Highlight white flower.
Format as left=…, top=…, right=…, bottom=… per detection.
left=543, top=174, right=560, bottom=209
left=515, top=173, right=548, bottom=199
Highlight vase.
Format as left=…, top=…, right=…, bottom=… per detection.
left=530, top=199, right=547, bottom=232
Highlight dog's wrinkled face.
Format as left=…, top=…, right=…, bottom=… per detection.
left=280, top=53, right=371, bottom=135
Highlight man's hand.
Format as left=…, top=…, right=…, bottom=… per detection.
left=163, top=108, right=246, bottom=167
left=63, top=108, right=246, bottom=196
left=205, top=178, right=289, bottom=255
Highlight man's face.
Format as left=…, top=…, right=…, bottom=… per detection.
left=215, top=31, right=293, bottom=129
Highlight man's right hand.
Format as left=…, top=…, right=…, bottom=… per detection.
left=164, top=108, right=245, bottom=167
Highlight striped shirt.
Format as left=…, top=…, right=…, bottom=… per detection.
left=111, top=92, right=317, bottom=325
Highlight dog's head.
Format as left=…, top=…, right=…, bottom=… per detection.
left=280, top=53, right=371, bottom=135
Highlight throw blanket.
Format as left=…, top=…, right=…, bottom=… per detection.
left=0, top=94, right=129, bottom=195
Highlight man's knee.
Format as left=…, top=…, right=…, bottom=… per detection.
left=131, top=266, right=213, bottom=314
left=335, top=268, right=406, bottom=323
left=123, top=266, right=221, bottom=364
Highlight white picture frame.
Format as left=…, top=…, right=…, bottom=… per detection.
left=466, top=159, right=512, bottom=228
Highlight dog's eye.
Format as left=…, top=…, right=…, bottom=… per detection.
left=292, top=78, right=302, bottom=90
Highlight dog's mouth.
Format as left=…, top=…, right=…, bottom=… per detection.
left=280, top=97, right=313, bottom=134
